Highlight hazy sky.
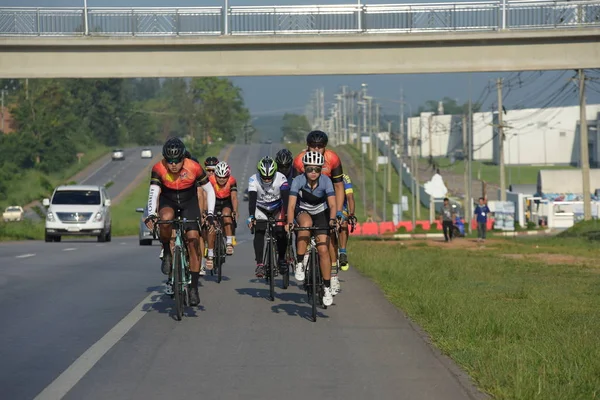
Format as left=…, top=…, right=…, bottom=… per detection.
left=3, top=0, right=599, bottom=115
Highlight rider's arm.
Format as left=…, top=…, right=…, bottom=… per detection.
left=347, top=193, right=356, bottom=216
left=248, top=191, right=258, bottom=217
left=197, top=185, right=206, bottom=213
left=330, top=157, right=345, bottom=213
left=201, top=182, right=216, bottom=215
left=148, top=166, right=162, bottom=215
left=231, top=180, right=238, bottom=216
left=287, top=176, right=301, bottom=225
left=325, top=177, right=337, bottom=221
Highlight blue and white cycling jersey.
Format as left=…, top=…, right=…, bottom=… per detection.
left=289, top=174, right=335, bottom=215
left=248, top=172, right=289, bottom=212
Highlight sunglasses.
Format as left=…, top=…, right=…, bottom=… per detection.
left=166, top=158, right=183, bottom=165
left=305, top=166, right=322, bottom=173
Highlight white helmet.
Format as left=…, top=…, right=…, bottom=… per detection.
left=214, top=161, right=231, bottom=178
left=302, top=151, right=324, bottom=167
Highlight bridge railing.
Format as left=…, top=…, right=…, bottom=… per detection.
left=0, top=1, right=598, bottom=36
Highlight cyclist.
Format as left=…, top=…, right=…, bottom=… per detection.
left=286, top=151, right=337, bottom=307
left=329, top=173, right=356, bottom=295
left=275, top=148, right=294, bottom=182
left=145, top=138, right=216, bottom=307
left=292, top=130, right=346, bottom=283
left=247, top=156, right=290, bottom=278
left=206, top=155, right=238, bottom=246
left=208, top=161, right=238, bottom=267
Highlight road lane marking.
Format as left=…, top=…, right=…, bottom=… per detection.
left=33, top=289, right=161, bottom=400
left=15, top=253, right=36, bottom=259
left=62, top=248, right=77, bottom=252
left=79, top=158, right=112, bottom=185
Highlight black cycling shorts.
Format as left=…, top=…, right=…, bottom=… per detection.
left=215, top=197, right=233, bottom=214
left=158, top=194, right=200, bottom=232
left=295, top=209, right=330, bottom=236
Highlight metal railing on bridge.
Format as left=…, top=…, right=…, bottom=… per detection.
left=0, top=1, right=598, bottom=36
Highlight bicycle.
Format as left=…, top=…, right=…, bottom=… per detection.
left=208, top=211, right=227, bottom=284
left=153, top=216, right=201, bottom=321
left=289, top=225, right=335, bottom=322
left=251, top=216, right=288, bottom=301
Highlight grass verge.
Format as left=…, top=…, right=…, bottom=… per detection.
left=422, top=157, right=575, bottom=186
left=349, top=238, right=600, bottom=399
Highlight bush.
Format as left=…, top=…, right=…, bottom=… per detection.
left=396, top=226, right=408, bottom=234
left=526, top=221, right=537, bottom=230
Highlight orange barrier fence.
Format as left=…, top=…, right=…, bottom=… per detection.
left=349, top=219, right=495, bottom=236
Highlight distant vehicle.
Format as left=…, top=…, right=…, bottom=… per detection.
left=141, top=148, right=153, bottom=159
left=3, top=206, right=24, bottom=222
left=266, top=139, right=272, bottom=144
left=112, top=149, right=125, bottom=161
left=136, top=207, right=159, bottom=246
left=243, top=188, right=249, bottom=201
left=42, top=185, right=112, bottom=243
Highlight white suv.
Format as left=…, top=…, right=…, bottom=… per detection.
left=43, top=185, right=112, bottom=243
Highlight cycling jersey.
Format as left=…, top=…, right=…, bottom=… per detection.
left=150, top=158, right=208, bottom=203
left=209, top=175, right=238, bottom=199
left=248, top=172, right=289, bottom=213
left=292, top=149, right=344, bottom=184
left=289, top=174, right=334, bottom=215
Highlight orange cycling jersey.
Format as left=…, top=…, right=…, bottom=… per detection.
left=293, top=148, right=344, bottom=184
left=209, top=175, right=238, bottom=199
left=150, top=158, right=208, bottom=202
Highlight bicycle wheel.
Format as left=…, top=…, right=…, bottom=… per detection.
left=218, top=235, right=226, bottom=283
left=310, top=248, right=318, bottom=322
left=282, top=246, right=290, bottom=290
left=269, top=237, right=276, bottom=301
left=173, top=245, right=184, bottom=321
left=213, top=231, right=222, bottom=282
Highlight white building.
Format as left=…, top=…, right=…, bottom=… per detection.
left=407, top=104, right=600, bottom=166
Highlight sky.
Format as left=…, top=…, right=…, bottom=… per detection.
left=3, top=0, right=599, bottom=116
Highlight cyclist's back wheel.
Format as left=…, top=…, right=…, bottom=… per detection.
left=268, top=240, right=275, bottom=301
left=173, top=245, right=184, bottom=321
left=309, top=251, right=317, bottom=322
left=218, top=236, right=226, bottom=283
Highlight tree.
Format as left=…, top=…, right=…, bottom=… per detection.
left=281, top=113, right=311, bottom=143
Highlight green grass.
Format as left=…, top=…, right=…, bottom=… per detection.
left=0, top=220, right=44, bottom=241
left=349, top=239, right=600, bottom=399
left=340, top=144, right=429, bottom=222
left=422, top=157, right=575, bottom=186
left=111, top=141, right=226, bottom=237
left=0, top=145, right=109, bottom=210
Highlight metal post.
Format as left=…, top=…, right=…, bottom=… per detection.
left=373, top=129, right=378, bottom=221
left=1, top=89, right=4, bottom=133
left=357, top=0, right=362, bottom=32
left=411, top=138, right=417, bottom=228
left=84, top=0, right=89, bottom=35
left=501, top=0, right=507, bottom=30
left=497, top=78, right=506, bottom=201
left=223, top=0, right=230, bottom=35
left=467, top=76, right=473, bottom=234
left=384, top=121, right=392, bottom=222
left=400, top=87, right=405, bottom=157
left=579, top=69, right=592, bottom=220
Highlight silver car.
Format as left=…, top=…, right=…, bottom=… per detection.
left=136, top=207, right=158, bottom=246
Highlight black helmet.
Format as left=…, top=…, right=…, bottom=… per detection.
left=306, top=130, right=328, bottom=147
left=275, top=149, right=293, bottom=168
left=204, top=156, right=219, bottom=168
left=162, top=137, right=186, bottom=161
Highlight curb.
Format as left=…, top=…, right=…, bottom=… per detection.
left=495, top=229, right=552, bottom=236
left=393, top=233, right=445, bottom=239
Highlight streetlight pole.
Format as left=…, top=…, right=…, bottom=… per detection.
left=83, top=0, right=89, bottom=35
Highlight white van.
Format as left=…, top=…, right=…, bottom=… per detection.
left=42, top=185, right=112, bottom=243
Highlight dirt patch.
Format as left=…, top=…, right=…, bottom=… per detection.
left=501, top=253, right=600, bottom=267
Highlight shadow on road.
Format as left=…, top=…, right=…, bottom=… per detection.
left=142, top=285, right=204, bottom=321
left=235, top=287, right=329, bottom=321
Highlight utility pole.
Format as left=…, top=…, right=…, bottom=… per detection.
left=463, top=114, right=470, bottom=228
left=467, top=75, right=473, bottom=234
left=400, top=87, right=405, bottom=157
left=342, top=86, right=348, bottom=144
left=320, top=88, right=325, bottom=129
left=375, top=103, right=380, bottom=135
left=428, top=114, right=433, bottom=160
left=497, top=78, right=506, bottom=201
left=367, top=96, right=373, bottom=160
left=1, top=89, right=4, bottom=132
left=384, top=121, right=392, bottom=221
left=579, top=69, right=592, bottom=220
left=410, top=137, right=418, bottom=226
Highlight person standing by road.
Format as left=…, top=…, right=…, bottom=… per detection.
left=440, top=197, right=454, bottom=242
left=474, top=197, right=490, bottom=243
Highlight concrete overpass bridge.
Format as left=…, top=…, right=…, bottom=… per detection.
left=0, top=1, right=599, bottom=78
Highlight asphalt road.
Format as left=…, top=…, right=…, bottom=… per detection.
left=22, top=146, right=161, bottom=221
left=0, top=144, right=485, bottom=400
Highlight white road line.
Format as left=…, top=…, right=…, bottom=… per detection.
left=62, top=248, right=77, bottom=252
left=33, top=290, right=161, bottom=400
left=15, top=253, right=36, bottom=259
left=79, top=158, right=112, bottom=185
